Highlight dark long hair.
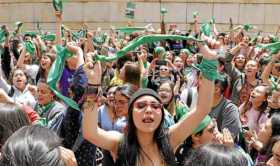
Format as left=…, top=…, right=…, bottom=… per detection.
left=115, top=96, right=177, bottom=166
left=0, top=103, right=30, bottom=149
left=184, top=144, right=248, bottom=166
left=260, top=113, right=280, bottom=159
left=241, top=85, right=271, bottom=123
left=159, top=81, right=176, bottom=115
left=36, top=53, right=56, bottom=83
left=0, top=125, right=64, bottom=166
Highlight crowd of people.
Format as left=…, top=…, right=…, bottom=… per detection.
left=0, top=4, right=280, bottom=166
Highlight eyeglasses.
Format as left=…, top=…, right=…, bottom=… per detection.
left=160, top=68, right=168, bottom=71
left=134, top=101, right=162, bottom=110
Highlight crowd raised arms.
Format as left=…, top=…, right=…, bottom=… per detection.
left=0, top=1, right=280, bottom=166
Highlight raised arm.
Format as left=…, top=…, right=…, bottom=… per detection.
left=82, top=61, right=122, bottom=154
left=66, top=42, right=84, bottom=69
left=16, top=47, right=27, bottom=69
left=0, top=67, right=11, bottom=93
left=83, top=100, right=122, bottom=153
left=224, top=44, right=243, bottom=82
left=261, top=53, right=280, bottom=86
left=55, top=11, right=63, bottom=45
left=169, top=43, right=216, bottom=149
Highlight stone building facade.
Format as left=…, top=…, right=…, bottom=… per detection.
left=0, top=0, right=280, bottom=34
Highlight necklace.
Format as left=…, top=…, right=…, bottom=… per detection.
left=139, top=147, right=155, bottom=166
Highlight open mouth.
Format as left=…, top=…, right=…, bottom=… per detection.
left=16, top=79, right=23, bottom=83
left=160, top=95, right=168, bottom=99
left=142, top=117, right=154, bottom=123
left=41, top=63, right=47, bottom=67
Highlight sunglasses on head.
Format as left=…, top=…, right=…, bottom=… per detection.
left=134, top=101, right=162, bottom=110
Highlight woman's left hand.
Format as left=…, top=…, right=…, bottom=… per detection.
left=222, top=128, right=234, bottom=147
left=60, top=147, right=77, bottom=166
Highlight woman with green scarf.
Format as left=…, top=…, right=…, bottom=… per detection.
left=34, top=78, right=66, bottom=134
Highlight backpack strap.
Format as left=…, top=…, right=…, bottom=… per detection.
left=186, top=88, right=193, bottom=108
left=8, top=87, right=15, bottom=97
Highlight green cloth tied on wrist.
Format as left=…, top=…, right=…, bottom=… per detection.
left=193, top=58, right=222, bottom=81
left=24, top=41, right=35, bottom=56
left=47, top=45, right=80, bottom=111
left=95, top=34, right=204, bottom=62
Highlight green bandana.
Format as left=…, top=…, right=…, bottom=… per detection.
left=95, top=34, right=203, bottom=62
left=116, top=27, right=146, bottom=34
left=0, top=29, right=6, bottom=43
left=259, top=55, right=272, bottom=65
left=47, top=45, right=80, bottom=111
left=193, top=58, right=222, bottom=81
left=53, top=0, right=63, bottom=12
left=200, top=22, right=212, bottom=37
left=210, top=18, right=215, bottom=24
left=243, top=24, right=254, bottom=32
left=194, top=115, right=212, bottom=134
left=160, top=8, right=167, bottom=15
left=36, top=118, right=48, bottom=127
left=269, top=35, right=279, bottom=43
left=92, top=34, right=107, bottom=46
left=41, top=34, right=56, bottom=41
left=257, top=42, right=280, bottom=54
left=35, top=102, right=55, bottom=117
left=24, top=41, right=36, bottom=56
left=193, top=11, right=199, bottom=18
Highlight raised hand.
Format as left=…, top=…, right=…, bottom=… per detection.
left=59, top=147, right=77, bottom=166
left=55, top=11, right=62, bottom=21
left=222, top=128, right=234, bottom=147
left=83, top=53, right=102, bottom=85
left=197, top=42, right=217, bottom=60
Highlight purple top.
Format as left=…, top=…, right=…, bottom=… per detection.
left=59, top=67, right=75, bottom=97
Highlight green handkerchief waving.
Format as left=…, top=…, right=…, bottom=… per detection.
left=24, top=41, right=36, bottom=56
left=47, top=45, right=80, bottom=111
left=53, top=0, right=63, bottom=12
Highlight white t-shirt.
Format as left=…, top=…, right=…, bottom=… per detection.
left=25, top=64, right=39, bottom=81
